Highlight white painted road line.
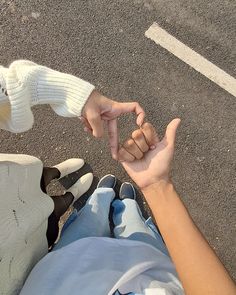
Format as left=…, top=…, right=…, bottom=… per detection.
left=145, top=23, right=236, bottom=98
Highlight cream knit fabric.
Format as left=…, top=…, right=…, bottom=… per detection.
left=0, top=60, right=95, bottom=132
left=0, top=154, right=54, bottom=295
left=0, top=61, right=95, bottom=294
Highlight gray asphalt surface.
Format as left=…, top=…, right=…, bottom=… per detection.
left=1, top=0, right=236, bottom=280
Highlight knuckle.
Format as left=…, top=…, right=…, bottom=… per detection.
left=136, top=152, right=143, bottom=160
left=142, top=122, right=152, bottom=130
left=118, top=147, right=126, bottom=156
left=124, top=139, right=134, bottom=148
left=89, top=114, right=98, bottom=123
left=118, top=149, right=128, bottom=162
left=141, top=145, right=149, bottom=153
left=126, top=153, right=135, bottom=162
left=132, top=129, right=142, bottom=140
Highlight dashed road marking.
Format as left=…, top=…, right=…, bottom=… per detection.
left=145, top=23, right=236, bottom=97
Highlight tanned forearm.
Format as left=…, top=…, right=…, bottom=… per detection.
left=142, top=181, right=236, bottom=295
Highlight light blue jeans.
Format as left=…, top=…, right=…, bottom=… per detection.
left=53, top=187, right=168, bottom=256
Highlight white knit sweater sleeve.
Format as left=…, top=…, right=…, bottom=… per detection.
left=0, top=60, right=95, bottom=133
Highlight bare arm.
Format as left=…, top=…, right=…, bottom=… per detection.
left=143, top=181, right=235, bottom=295
left=0, top=61, right=145, bottom=159
left=118, top=120, right=236, bottom=295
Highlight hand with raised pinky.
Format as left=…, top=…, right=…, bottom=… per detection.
left=118, top=119, right=181, bottom=190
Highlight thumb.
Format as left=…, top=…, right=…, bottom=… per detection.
left=86, top=109, right=104, bottom=138
left=163, top=118, right=181, bottom=146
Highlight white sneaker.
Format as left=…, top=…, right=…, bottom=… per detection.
left=67, top=173, right=93, bottom=204
left=53, top=158, right=84, bottom=179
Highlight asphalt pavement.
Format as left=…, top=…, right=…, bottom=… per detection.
left=1, top=0, right=235, bottom=279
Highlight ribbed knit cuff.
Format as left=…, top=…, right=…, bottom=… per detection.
left=29, top=67, right=95, bottom=117
left=6, top=61, right=95, bottom=132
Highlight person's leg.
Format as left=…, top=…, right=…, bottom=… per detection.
left=45, top=172, right=93, bottom=247
left=47, top=192, right=74, bottom=247
left=53, top=187, right=115, bottom=250
left=112, top=183, right=169, bottom=255
left=40, top=166, right=68, bottom=247
left=40, top=158, right=85, bottom=193
left=41, top=167, right=60, bottom=194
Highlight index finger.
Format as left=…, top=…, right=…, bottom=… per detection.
left=116, top=102, right=145, bottom=127
left=107, top=119, right=118, bottom=160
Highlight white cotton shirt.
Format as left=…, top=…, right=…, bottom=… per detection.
left=20, top=237, right=184, bottom=295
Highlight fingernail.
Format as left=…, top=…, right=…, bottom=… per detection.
left=150, top=145, right=156, bottom=150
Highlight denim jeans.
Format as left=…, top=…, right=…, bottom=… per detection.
left=53, top=187, right=168, bottom=256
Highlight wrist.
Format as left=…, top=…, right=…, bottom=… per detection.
left=87, top=89, right=102, bottom=101
left=141, top=180, right=179, bottom=221
left=141, top=180, right=174, bottom=199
